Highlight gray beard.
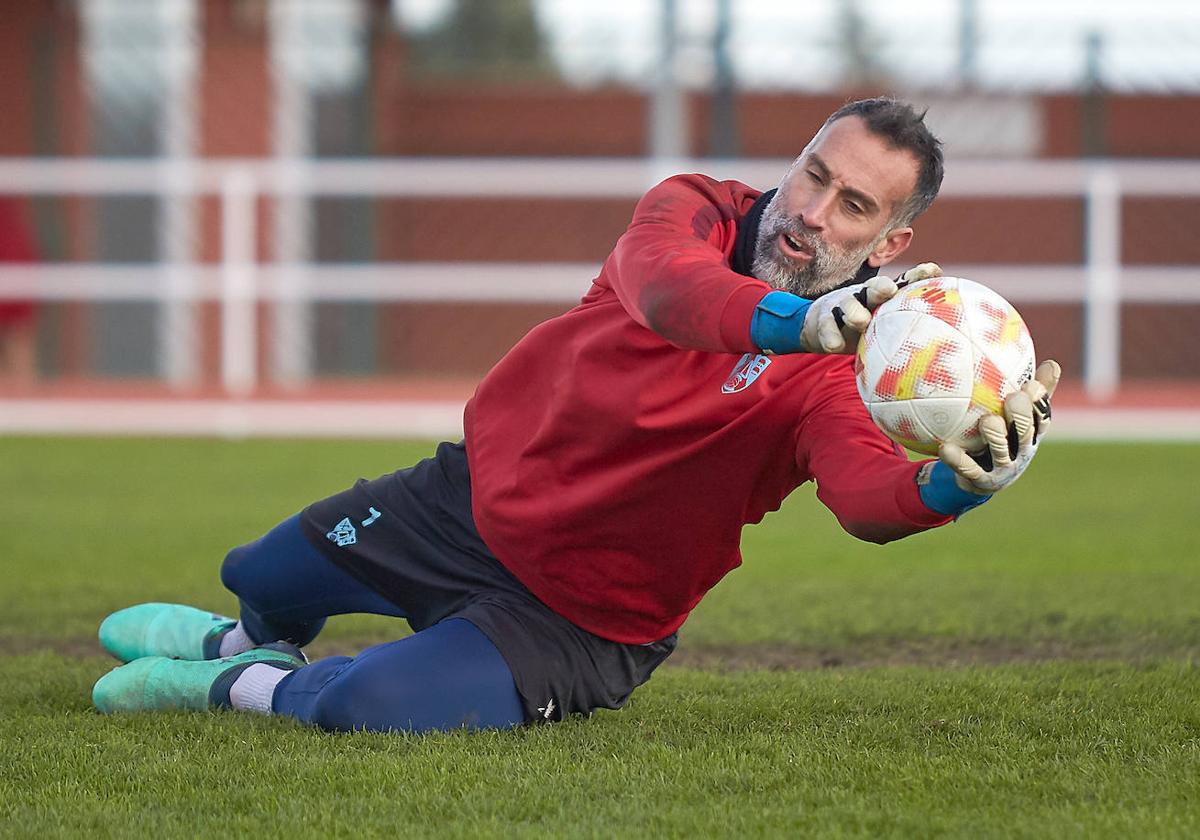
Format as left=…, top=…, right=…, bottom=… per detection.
left=751, top=197, right=882, bottom=298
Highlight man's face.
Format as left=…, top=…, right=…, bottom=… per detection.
left=753, top=115, right=920, bottom=297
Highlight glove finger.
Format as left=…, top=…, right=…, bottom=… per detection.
left=835, top=295, right=872, bottom=334
left=816, top=312, right=847, bottom=353
left=1026, top=361, right=1059, bottom=441
left=1004, top=389, right=1035, bottom=448
left=979, top=413, right=1012, bottom=468
left=939, top=442, right=985, bottom=488
left=1020, top=378, right=1048, bottom=434
left=1034, top=359, right=1061, bottom=399
left=897, top=262, right=943, bottom=287
left=1021, top=378, right=1047, bottom=404
left=861, top=275, right=899, bottom=309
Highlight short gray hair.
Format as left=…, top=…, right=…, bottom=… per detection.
left=823, top=97, right=944, bottom=226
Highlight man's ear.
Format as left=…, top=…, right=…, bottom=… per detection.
left=867, top=226, right=913, bottom=268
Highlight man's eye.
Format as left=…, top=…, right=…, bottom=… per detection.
left=806, top=170, right=823, bottom=183
left=845, top=201, right=863, bottom=214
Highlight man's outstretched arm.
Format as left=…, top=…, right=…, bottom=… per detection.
left=606, top=173, right=941, bottom=359
left=797, top=360, right=1060, bottom=543
left=798, top=383, right=954, bottom=545
left=604, top=174, right=772, bottom=353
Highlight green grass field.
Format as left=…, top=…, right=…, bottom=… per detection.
left=2, top=438, right=1199, bottom=837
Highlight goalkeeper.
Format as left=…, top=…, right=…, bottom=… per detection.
left=93, top=98, right=1059, bottom=733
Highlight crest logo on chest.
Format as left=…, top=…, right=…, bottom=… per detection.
left=722, top=353, right=772, bottom=394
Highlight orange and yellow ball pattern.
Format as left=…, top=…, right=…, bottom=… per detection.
left=855, top=277, right=1035, bottom=455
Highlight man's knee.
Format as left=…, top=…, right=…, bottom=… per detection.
left=220, top=516, right=303, bottom=604
left=219, top=541, right=256, bottom=597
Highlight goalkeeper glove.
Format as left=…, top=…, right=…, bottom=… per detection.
left=750, top=263, right=943, bottom=355
left=938, top=359, right=1061, bottom=495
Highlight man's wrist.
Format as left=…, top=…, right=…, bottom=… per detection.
left=918, top=460, right=991, bottom=517
left=750, top=291, right=812, bottom=354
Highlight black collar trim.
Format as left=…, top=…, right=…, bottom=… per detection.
left=731, top=188, right=774, bottom=277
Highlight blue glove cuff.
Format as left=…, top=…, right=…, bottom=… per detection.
left=750, top=291, right=812, bottom=355
left=919, top=460, right=992, bottom=517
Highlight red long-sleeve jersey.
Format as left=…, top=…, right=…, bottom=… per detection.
left=463, top=174, right=952, bottom=644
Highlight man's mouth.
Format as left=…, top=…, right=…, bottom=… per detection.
left=777, top=231, right=814, bottom=262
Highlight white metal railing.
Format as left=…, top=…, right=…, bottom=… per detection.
left=0, top=157, right=1197, bottom=397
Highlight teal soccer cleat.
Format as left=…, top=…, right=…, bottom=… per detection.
left=98, top=603, right=237, bottom=662
left=92, top=643, right=306, bottom=714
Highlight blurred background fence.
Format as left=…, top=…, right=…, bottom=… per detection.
left=1, top=0, right=1199, bottom=435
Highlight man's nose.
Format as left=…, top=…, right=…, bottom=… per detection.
left=800, top=190, right=834, bottom=230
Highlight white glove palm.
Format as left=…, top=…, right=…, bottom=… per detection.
left=799, top=263, right=943, bottom=354
left=938, top=360, right=1061, bottom=494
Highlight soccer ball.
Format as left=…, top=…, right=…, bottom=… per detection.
left=854, top=276, right=1036, bottom=456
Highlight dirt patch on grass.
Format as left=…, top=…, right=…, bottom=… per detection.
left=1, top=637, right=106, bottom=659
left=663, top=640, right=1198, bottom=671
left=6, top=634, right=1196, bottom=670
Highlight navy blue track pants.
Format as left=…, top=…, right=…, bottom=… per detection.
left=220, top=515, right=526, bottom=733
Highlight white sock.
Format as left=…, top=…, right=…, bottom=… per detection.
left=229, top=663, right=290, bottom=714
left=218, top=622, right=255, bottom=658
